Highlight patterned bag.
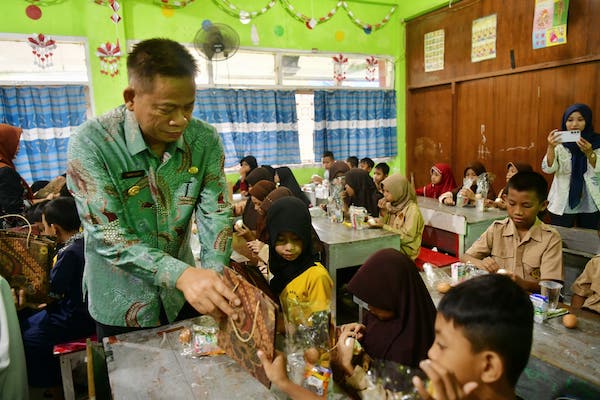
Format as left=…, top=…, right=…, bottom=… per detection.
left=0, top=214, right=56, bottom=303
left=218, top=267, right=278, bottom=388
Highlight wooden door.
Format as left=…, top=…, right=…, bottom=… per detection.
left=406, top=84, right=453, bottom=189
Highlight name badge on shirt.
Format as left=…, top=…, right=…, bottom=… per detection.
left=121, top=170, right=146, bottom=179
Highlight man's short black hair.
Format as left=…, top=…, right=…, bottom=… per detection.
left=374, top=162, right=390, bottom=175
left=346, top=156, right=359, bottom=168
left=439, top=274, right=533, bottom=387
left=322, top=151, right=334, bottom=159
left=360, top=157, right=374, bottom=169
left=507, top=171, right=548, bottom=203
left=127, top=38, right=197, bottom=93
left=43, top=197, right=81, bottom=232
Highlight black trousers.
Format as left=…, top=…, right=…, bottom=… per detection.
left=95, top=301, right=199, bottom=341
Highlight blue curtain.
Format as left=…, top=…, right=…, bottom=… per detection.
left=194, top=89, right=300, bottom=167
left=313, top=90, right=397, bottom=161
left=0, top=85, right=88, bottom=183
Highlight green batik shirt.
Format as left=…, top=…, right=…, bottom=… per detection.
left=67, top=105, right=232, bottom=328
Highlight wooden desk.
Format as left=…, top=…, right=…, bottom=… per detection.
left=311, top=215, right=400, bottom=321
left=103, top=320, right=278, bottom=399
left=420, top=269, right=600, bottom=398
left=417, top=197, right=507, bottom=256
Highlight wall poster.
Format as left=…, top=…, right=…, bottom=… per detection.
left=471, top=14, right=497, bottom=63
left=424, top=29, right=445, bottom=72
left=532, top=0, right=569, bottom=49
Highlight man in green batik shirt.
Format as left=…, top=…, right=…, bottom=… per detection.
left=67, top=38, right=240, bottom=339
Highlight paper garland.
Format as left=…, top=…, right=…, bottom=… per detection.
left=28, top=33, right=56, bottom=69
left=212, top=0, right=396, bottom=32
left=154, top=0, right=195, bottom=8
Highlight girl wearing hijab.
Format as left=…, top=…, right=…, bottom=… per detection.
left=493, top=162, right=534, bottom=210
left=415, top=163, right=457, bottom=200
left=344, top=168, right=380, bottom=218
left=237, top=167, right=275, bottom=231
left=372, top=174, right=424, bottom=260
left=232, top=155, right=257, bottom=195
left=247, top=186, right=293, bottom=268
left=542, top=103, right=600, bottom=228
left=266, top=197, right=332, bottom=320
left=440, top=161, right=496, bottom=206
left=257, top=248, right=436, bottom=398
left=275, top=166, right=311, bottom=207
left=0, top=124, right=33, bottom=227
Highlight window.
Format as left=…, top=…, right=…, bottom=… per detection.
left=0, top=35, right=90, bottom=84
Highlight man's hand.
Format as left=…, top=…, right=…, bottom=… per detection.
left=413, top=359, right=478, bottom=400
left=176, top=267, right=240, bottom=319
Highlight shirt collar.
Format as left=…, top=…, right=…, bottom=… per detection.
left=124, top=109, right=185, bottom=156
left=504, top=217, right=543, bottom=242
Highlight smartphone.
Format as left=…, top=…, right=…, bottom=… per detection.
left=556, top=130, right=581, bottom=143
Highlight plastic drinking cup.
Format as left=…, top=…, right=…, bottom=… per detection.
left=539, top=280, right=562, bottom=310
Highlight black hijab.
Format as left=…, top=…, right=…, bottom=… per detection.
left=560, top=104, right=600, bottom=208
left=267, top=197, right=316, bottom=295
left=344, top=168, right=380, bottom=217
left=347, top=248, right=436, bottom=367
left=275, top=166, right=310, bottom=207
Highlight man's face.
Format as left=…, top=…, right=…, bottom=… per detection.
left=124, top=75, right=196, bottom=151
left=322, top=156, right=334, bottom=170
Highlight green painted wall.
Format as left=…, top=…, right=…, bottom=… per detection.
left=2, top=0, right=449, bottom=174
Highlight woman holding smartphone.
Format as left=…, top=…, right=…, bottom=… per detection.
left=542, top=103, right=600, bottom=228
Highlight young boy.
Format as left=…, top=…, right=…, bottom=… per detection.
left=571, top=249, right=600, bottom=313
left=312, top=151, right=335, bottom=184
left=462, top=171, right=563, bottom=292
left=346, top=155, right=359, bottom=168
left=359, top=157, right=374, bottom=173
left=20, top=197, right=95, bottom=390
left=414, top=274, right=533, bottom=400
left=373, top=162, right=390, bottom=195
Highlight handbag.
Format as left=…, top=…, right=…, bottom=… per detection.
left=0, top=214, right=56, bottom=303
left=218, top=267, right=278, bottom=388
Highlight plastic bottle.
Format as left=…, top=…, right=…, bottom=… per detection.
left=475, top=193, right=485, bottom=212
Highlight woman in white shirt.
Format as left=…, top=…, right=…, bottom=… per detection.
left=541, top=103, right=600, bottom=228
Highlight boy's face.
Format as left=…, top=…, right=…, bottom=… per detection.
left=431, top=170, right=442, bottom=185
left=506, top=189, right=547, bottom=231
left=240, top=161, right=251, bottom=176
left=359, top=162, right=371, bottom=172
left=274, top=232, right=303, bottom=261
left=41, top=214, right=54, bottom=237
left=373, top=168, right=386, bottom=184
left=322, top=156, right=333, bottom=170
left=428, top=314, right=482, bottom=386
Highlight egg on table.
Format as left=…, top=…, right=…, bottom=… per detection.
left=562, top=314, right=577, bottom=329
left=436, top=282, right=451, bottom=294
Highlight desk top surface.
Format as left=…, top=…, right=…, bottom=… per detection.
left=420, top=268, right=600, bottom=387
left=104, top=320, right=279, bottom=400
left=311, top=215, right=399, bottom=245
left=417, top=196, right=508, bottom=224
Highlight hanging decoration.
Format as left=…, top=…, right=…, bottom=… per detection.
left=25, top=4, right=42, bottom=20
left=213, top=0, right=276, bottom=24
left=341, top=2, right=396, bottom=34
left=332, top=53, right=348, bottom=84
left=251, top=24, right=260, bottom=45
left=209, top=1, right=396, bottom=32
left=94, top=0, right=122, bottom=77
left=281, top=0, right=341, bottom=29
left=28, top=33, right=57, bottom=69
left=24, top=0, right=66, bottom=5
left=154, top=0, right=195, bottom=8
left=97, top=41, right=122, bottom=77
left=365, top=56, right=378, bottom=81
